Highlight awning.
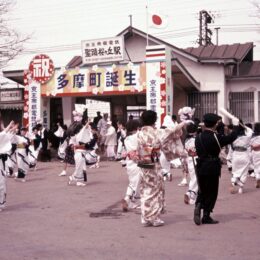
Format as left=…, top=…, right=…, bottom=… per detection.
left=0, top=102, right=24, bottom=110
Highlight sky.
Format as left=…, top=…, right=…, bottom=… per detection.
left=3, top=0, right=260, bottom=70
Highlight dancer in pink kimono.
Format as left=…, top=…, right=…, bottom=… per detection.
left=137, top=110, right=189, bottom=227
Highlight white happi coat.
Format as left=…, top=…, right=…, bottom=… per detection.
left=231, top=127, right=253, bottom=186
left=55, top=126, right=67, bottom=160
left=124, top=132, right=142, bottom=198
left=184, top=136, right=198, bottom=195
left=116, top=128, right=126, bottom=158
left=28, top=132, right=42, bottom=166
left=105, top=125, right=117, bottom=157
left=6, top=134, right=17, bottom=175
left=0, top=131, right=12, bottom=209
left=250, top=135, right=260, bottom=181
left=71, top=126, right=92, bottom=181
left=15, top=135, right=30, bottom=175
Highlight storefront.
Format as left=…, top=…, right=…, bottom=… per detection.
left=0, top=88, right=24, bottom=127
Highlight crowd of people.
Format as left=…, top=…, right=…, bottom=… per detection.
left=0, top=107, right=259, bottom=228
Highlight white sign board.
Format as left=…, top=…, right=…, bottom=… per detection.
left=81, top=36, right=124, bottom=64
left=0, top=89, right=23, bottom=102
left=85, top=99, right=110, bottom=120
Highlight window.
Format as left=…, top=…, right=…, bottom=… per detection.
left=188, top=92, right=218, bottom=121
left=229, top=92, right=254, bottom=124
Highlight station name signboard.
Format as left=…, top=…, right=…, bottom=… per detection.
left=81, top=36, right=124, bottom=64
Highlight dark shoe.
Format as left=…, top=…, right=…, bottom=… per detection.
left=184, top=194, right=190, bottom=205
left=193, top=203, right=201, bottom=225
left=201, top=216, right=219, bottom=224
left=256, top=179, right=260, bottom=188
left=121, top=199, right=128, bottom=212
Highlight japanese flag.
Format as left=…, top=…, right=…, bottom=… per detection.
left=149, top=12, right=168, bottom=29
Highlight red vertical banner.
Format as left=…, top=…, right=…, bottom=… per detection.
left=160, top=61, right=167, bottom=126
left=23, top=70, right=31, bottom=127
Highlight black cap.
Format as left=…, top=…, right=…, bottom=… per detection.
left=203, top=113, right=220, bottom=127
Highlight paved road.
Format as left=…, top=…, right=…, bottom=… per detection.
left=0, top=159, right=259, bottom=260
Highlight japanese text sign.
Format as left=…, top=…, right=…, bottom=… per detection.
left=81, top=37, right=124, bottom=64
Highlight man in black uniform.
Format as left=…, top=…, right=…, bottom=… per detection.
left=194, top=113, right=239, bottom=225
left=93, top=111, right=102, bottom=128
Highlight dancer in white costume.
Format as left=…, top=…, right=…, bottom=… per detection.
left=28, top=126, right=42, bottom=169
left=0, top=121, right=17, bottom=211
left=14, top=127, right=31, bottom=182
left=54, top=123, right=67, bottom=161
left=105, top=120, right=117, bottom=160
left=58, top=110, right=83, bottom=177
left=121, top=119, right=142, bottom=212
left=97, top=113, right=108, bottom=153
left=115, top=121, right=126, bottom=161
left=6, top=135, right=17, bottom=177
left=177, top=107, right=195, bottom=187
left=250, top=122, right=260, bottom=188
left=226, top=125, right=234, bottom=173
left=184, top=123, right=198, bottom=205
left=85, top=123, right=100, bottom=169
left=68, top=119, right=93, bottom=187
left=230, top=120, right=253, bottom=194
left=159, top=115, right=175, bottom=182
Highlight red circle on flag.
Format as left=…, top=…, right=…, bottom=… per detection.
left=152, top=15, right=162, bottom=25
left=29, top=54, right=54, bottom=84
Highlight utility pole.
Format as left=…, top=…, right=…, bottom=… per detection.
left=198, top=10, right=214, bottom=46
left=129, top=14, right=132, bottom=27
left=214, top=27, right=220, bottom=45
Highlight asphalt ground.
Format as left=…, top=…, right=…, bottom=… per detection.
left=0, top=159, right=259, bottom=260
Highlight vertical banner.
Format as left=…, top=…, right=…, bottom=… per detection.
left=28, top=81, right=41, bottom=131
left=146, top=45, right=172, bottom=127
left=165, top=47, right=173, bottom=116
left=146, top=62, right=161, bottom=126
left=23, top=71, right=30, bottom=128
left=23, top=54, right=54, bottom=131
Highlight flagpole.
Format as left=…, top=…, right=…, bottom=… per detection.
left=146, top=1, right=149, bottom=46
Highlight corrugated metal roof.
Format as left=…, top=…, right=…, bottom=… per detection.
left=184, top=42, right=253, bottom=61
left=236, top=61, right=260, bottom=77
left=66, top=56, right=82, bottom=68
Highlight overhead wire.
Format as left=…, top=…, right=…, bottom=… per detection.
left=3, top=0, right=259, bottom=54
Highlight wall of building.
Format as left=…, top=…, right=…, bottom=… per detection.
left=124, top=34, right=157, bottom=63
left=227, top=79, right=259, bottom=92
left=172, top=53, right=227, bottom=113
left=173, top=84, right=187, bottom=116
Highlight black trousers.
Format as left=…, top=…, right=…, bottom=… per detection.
left=196, top=160, right=221, bottom=213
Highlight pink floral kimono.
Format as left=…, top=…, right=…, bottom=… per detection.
left=137, top=125, right=183, bottom=224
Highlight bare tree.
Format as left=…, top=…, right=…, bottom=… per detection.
left=0, top=0, right=29, bottom=69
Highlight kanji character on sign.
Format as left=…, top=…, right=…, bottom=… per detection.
left=57, top=74, right=69, bottom=89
